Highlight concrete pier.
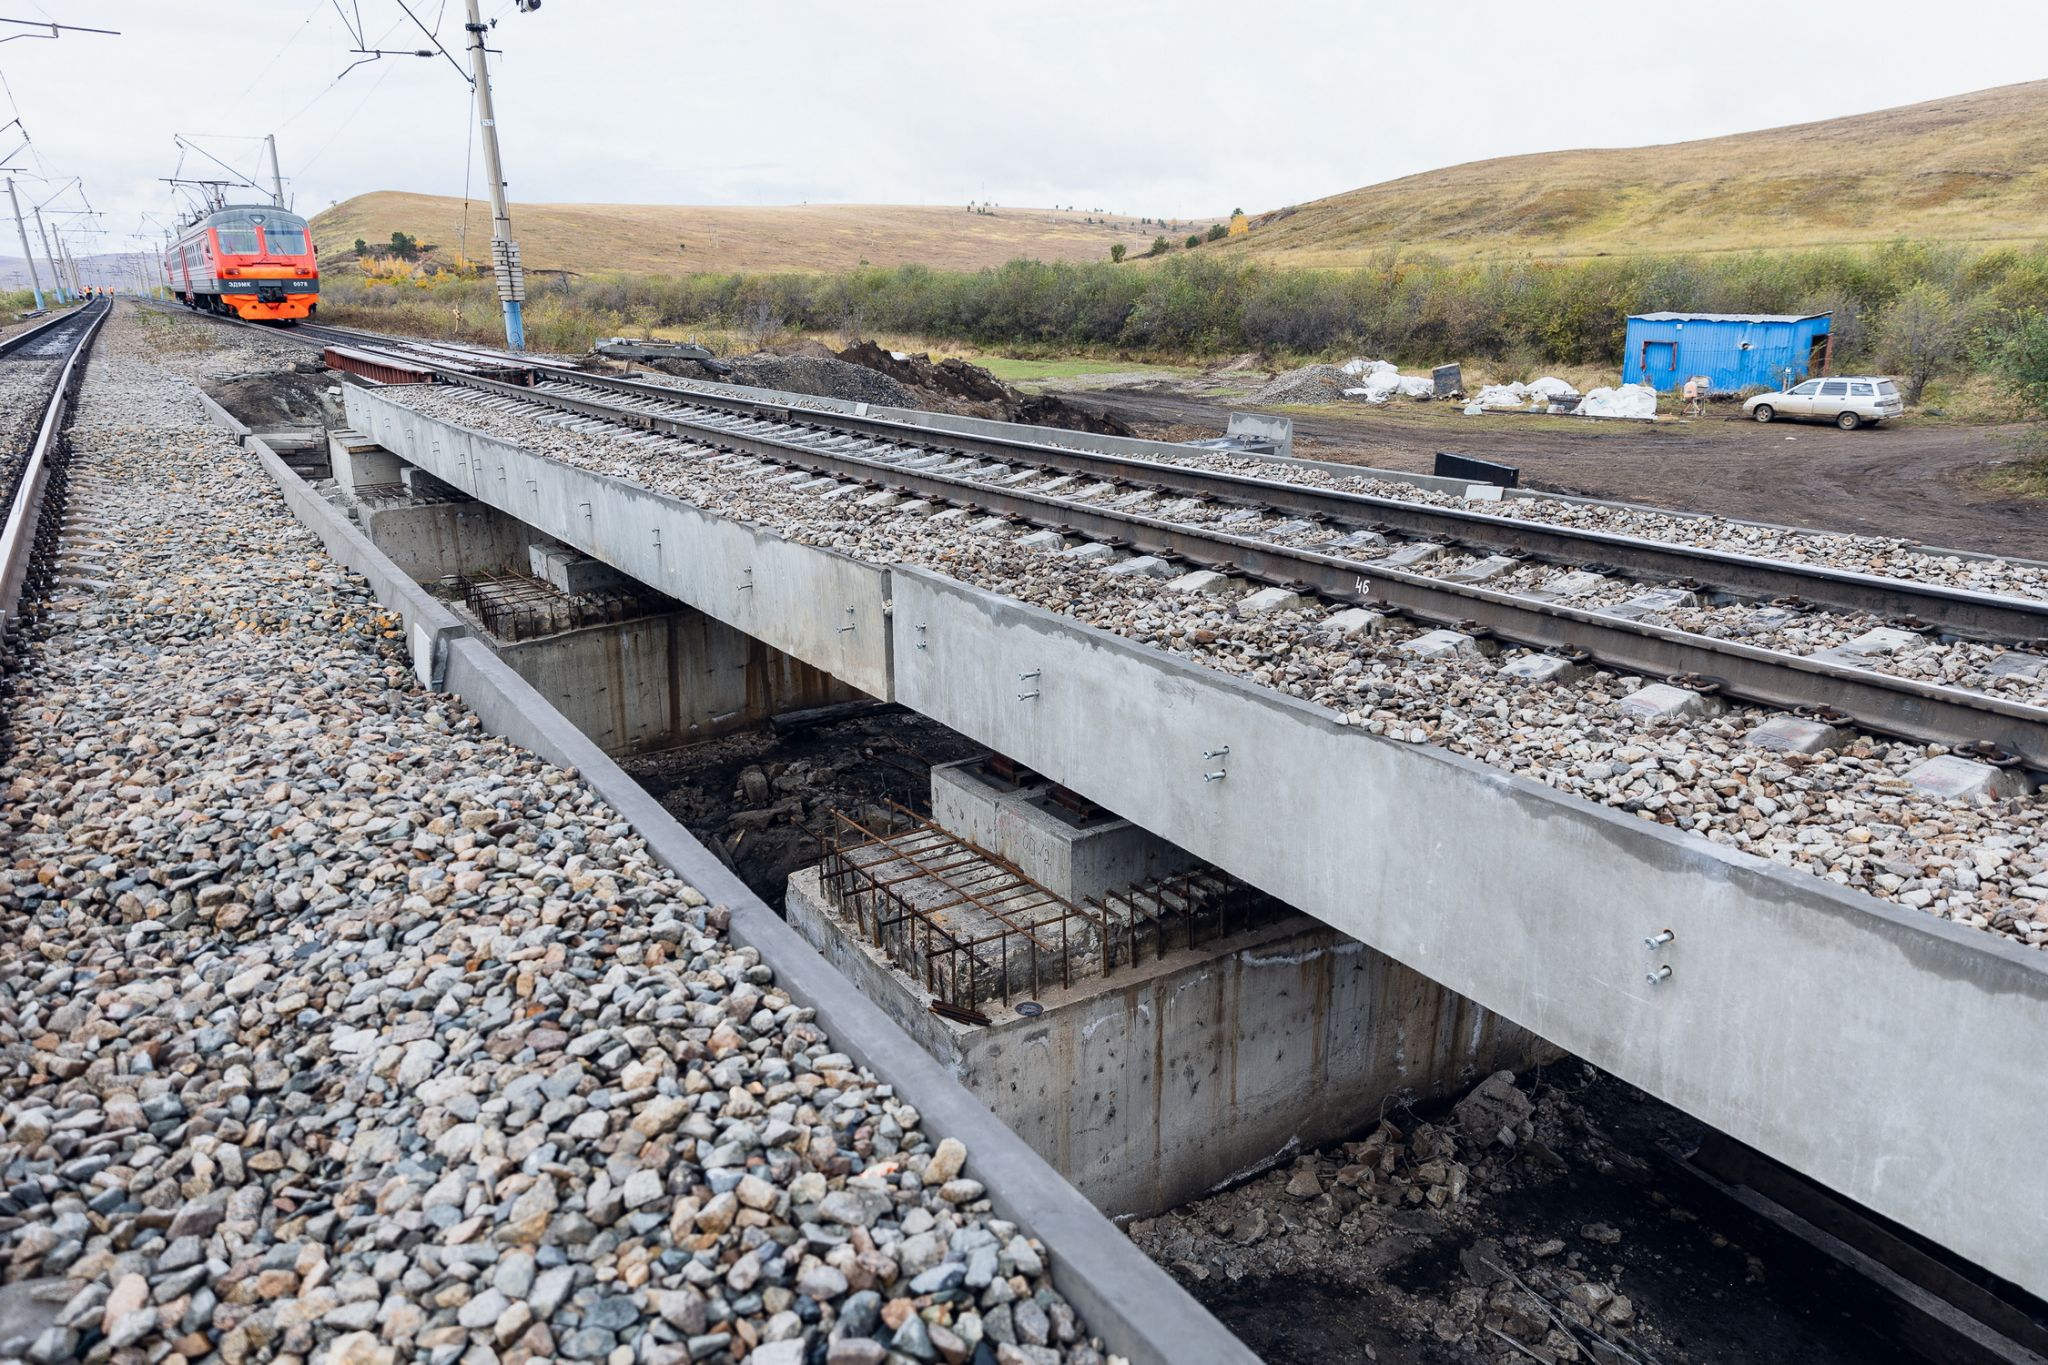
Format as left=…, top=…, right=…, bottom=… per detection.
left=787, top=866, right=1546, bottom=1217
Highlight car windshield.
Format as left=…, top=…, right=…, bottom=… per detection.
left=215, top=229, right=259, bottom=254
left=1790, top=381, right=1820, bottom=395
left=262, top=228, right=308, bottom=255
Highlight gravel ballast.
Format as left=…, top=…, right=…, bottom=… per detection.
left=0, top=308, right=1121, bottom=1364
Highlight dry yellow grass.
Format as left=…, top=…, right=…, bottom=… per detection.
left=312, top=192, right=1207, bottom=275
left=1203, top=80, right=2048, bottom=267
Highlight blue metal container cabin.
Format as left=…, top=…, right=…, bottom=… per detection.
left=1621, top=312, right=1832, bottom=393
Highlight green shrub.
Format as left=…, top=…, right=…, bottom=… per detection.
left=1109, top=244, right=1125, bottom=264
left=1206, top=224, right=1227, bottom=242
left=318, top=237, right=2048, bottom=391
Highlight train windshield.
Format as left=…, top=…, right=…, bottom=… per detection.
left=210, top=208, right=309, bottom=257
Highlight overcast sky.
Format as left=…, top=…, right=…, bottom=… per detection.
left=3, top=0, right=2043, bottom=261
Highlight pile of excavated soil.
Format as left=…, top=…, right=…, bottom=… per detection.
left=836, top=341, right=1135, bottom=437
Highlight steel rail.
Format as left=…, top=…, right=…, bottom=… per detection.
left=0, top=304, right=94, bottom=361
left=0, top=300, right=110, bottom=638
left=515, top=370, right=2048, bottom=645
left=433, top=368, right=2048, bottom=771
left=181, top=307, right=2048, bottom=641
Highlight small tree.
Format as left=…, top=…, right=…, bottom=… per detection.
left=1147, top=235, right=1169, bottom=257
left=1185, top=234, right=1202, bottom=249
left=1988, top=309, right=2048, bottom=424
left=1206, top=223, right=1227, bottom=242
left=1109, top=243, right=1126, bottom=263
left=1874, top=282, right=1965, bottom=404
left=388, top=230, right=420, bottom=260
left=353, top=237, right=368, bottom=257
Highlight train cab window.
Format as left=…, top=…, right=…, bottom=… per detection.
left=262, top=227, right=307, bottom=255
left=215, top=228, right=259, bottom=254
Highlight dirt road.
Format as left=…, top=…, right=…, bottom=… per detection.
left=1057, top=388, right=2047, bottom=558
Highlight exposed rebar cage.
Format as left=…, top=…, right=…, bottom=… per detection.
left=456, top=568, right=674, bottom=642
left=820, top=807, right=1283, bottom=1016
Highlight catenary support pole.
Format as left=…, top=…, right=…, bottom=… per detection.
left=266, top=134, right=285, bottom=209
left=31, top=207, right=65, bottom=302
left=464, top=0, right=524, bottom=351
left=4, top=178, right=45, bottom=309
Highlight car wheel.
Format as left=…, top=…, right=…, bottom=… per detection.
left=1752, top=404, right=1775, bottom=423
left=1836, top=411, right=1862, bottom=430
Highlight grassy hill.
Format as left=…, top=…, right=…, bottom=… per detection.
left=1209, top=81, right=2048, bottom=267
left=311, top=192, right=1204, bottom=276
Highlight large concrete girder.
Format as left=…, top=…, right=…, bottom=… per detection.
left=888, top=565, right=2048, bottom=1299
left=347, top=389, right=893, bottom=701
left=347, top=387, right=2048, bottom=1299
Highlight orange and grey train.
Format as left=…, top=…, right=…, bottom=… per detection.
left=165, top=205, right=318, bottom=322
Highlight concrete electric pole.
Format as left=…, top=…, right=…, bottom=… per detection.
left=4, top=177, right=45, bottom=309
left=464, top=0, right=526, bottom=350
left=265, top=134, right=285, bottom=209
left=31, top=206, right=65, bottom=302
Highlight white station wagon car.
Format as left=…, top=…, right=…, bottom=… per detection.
left=1744, top=376, right=1903, bottom=429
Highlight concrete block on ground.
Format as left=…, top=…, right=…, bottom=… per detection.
left=1267, top=519, right=1318, bottom=538
left=928, top=507, right=972, bottom=524
left=1500, top=653, right=1585, bottom=685
left=1541, top=570, right=1607, bottom=598
left=1988, top=651, right=2048, bottom=682
left=1618, top=682, right=1724, bottom=723
left=858, top=490, right=903, bottom=508
left=1904, top=754, right=2030, bottom=802
left=1324, top=608, right=1387, bottom=639
left=1400, top=629, right=1491, bottom=660
left=1168, top=570, right=1240, bottom=598
left=1018, top=530, right=1068, bottom=552
left=1814, top=626, right=1928, bottom=666
left=931, top=759, right=1197, bottom=905
left=1746, top=715, right=1847, bottom=756
left=400, top=465, right=465, bottom=501
left=1236, top=587, right=1307, bottom=618
left=1328, top=530, right=1387, bottom=551
left=529, top=544, right=634, bottom=596
left=893, top=499, right=935, bottom=517
left=1001, top=792, right=1200, bottom=904
left=930, top=758, right=1046, bottom=854
left=970, top=515, right=1013, bottom=534
left=1383, top=542, right=1446, bottom=568
left=359, top=500, right=530, bottom=584
left=1106, top=555, right=1176, bottom=580
left=1601, top=587, right=1700, bottom=619
left=1463, top=483, right=1505, bottom=502
left=819, top=482, right=865, bottom=501
left=1447, top=554, right=1521, bottom=584
left=1062, top=542, right=1118, bottom=564
left=329, top=436, right=404, bottom=497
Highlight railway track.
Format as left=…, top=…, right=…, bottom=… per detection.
left=0, top=301, right=109, bottom=641
left=176, top=307, right=2048, bottom=772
